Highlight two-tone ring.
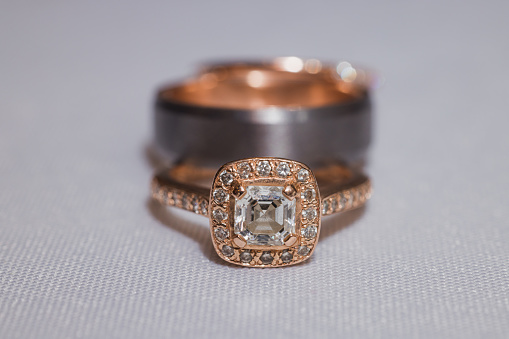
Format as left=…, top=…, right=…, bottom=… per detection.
left=151, top=58, right=374, bottom=267
left=152, top=157, right=371, bottom=267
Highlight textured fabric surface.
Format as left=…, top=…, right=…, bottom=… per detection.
left=1, top=1, right=508, bottom=338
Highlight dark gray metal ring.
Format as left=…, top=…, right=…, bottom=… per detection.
left=154, top=57, right=373, bottom=169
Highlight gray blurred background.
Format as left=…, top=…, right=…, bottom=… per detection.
left=0, top=1, right=508, bottom=339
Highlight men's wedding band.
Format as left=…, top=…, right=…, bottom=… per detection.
left=154, top=57, right=373, bottom=169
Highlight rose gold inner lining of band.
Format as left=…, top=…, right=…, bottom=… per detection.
left=160, top=63, right=365, bottom=109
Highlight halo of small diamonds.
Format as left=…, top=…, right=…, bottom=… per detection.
left=214, top=227, right=229, bottom=241
left=301, top=188, right=316, bottom=201
left=222, top=245, right=235, bottom=257
left=260, top=252, right=274, bottom=264
left=237, top=162, right=251, bottom=179
left=276, top=162, right=291, bottom=177
left=297, top=169, right=309, bottom=182
left=209, top=158, right=321, bottom=267
left=212, top=208, right=227, bottom=222
left=280, top=250, right=293, bottom=263
left=256, top=160, right=272, bottom=176
left=303, top=208, right=317, bottom=221
left=298, top=246, right=310, bottom=256
left=213, top=188, right=228, bottom=204
left=220, top=171, right=234, bottom=186
left=302, top=225, right=317, bottom=239
left=240, top=251, right=253, bottom=263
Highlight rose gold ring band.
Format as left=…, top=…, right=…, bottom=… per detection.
left=151, top=161, right=371, bottom=218
left=151, top=58, right=374, bottom=267
left=151, top=158, right=371, bottom=268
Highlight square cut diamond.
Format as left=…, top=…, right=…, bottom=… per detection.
left=234, top=185, right=296, bottom=246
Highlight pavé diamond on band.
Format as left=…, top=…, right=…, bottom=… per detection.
left=151, top=157, right=371, bottom=267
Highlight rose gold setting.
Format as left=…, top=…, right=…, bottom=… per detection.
left=207, top=157, right=321, bottom=267
left=150, top=157, right=372, bottom=268
left=284, top=236, right=298, bottom=247
left=160, top=58, right=369, bottom=110
left=233, top=236, right=247, bottom=248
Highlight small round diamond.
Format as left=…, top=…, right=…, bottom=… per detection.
left=256, top=160, right=272, bottom=176
left=302, top=225, right=317, bottom=239
left=182, top=193, right=190, bottom=208
left=212, top=208, right=227, bottom=222
left=322, top=199, right=330, bottom=214
left=237, top=162, right=252, bottom=179
left=214, top=227, right=229, bottom=241
left=298, top=246, right=310, bottom=256
left=365, top=187, right=372, bottom=200
left=221, top=245, right=234, bottom=257
left=220, top=171, right=234, bottom=186
left=276, top=162, right=291, bottom=177
left=260, top=252, right=274, bottom=264
left=297, top=169, right=310, bottom=182
left=280, top=251, right=293, bottom=263
left=172, top=191, right=179, bottom=204
left=213, top=189, right=228, bottom=204
left=160, top=189, right=169, bottom=203
left=200, top=201, right=208, bottom=215
left=331, top=198, right=338, bottom=212
left=192, top=197, right=200, bottom=213
left=339, top=193, right=347, bottom=209
left=356, top=189, right=365, bottom=203
left=301, top=188, right=316, bottom=201
left=303, top=208, right=317, bottom=220
left=239, top=251, right=253, bottom=263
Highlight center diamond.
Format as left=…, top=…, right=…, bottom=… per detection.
left=234, top=185, right=296, bottom=246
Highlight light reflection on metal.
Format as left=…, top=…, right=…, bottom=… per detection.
left=340, top=66, right=357, bottom=82
left=335, top=61, right=355, bottom=82
left=304, top=59, right=322, bottom=74
left=198, top=72, right=218, bottom=89
left=275, top=56, right=304, bottom=73
left=336, top=61, right=352, bottom=74
left=246, top=70, right=265, bottom=88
